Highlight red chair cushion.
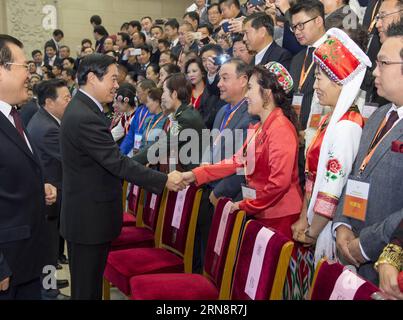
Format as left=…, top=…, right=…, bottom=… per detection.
left=122, top=212, right=136, bottom=227
left=110, top=226, right=154, bottom=251
left=231, top=221, right=288, bottom=300
left=311, top=261, right=379, bottom=300
left=104, top=248, right=184, bottom=295
left=130, top=273, right=219, bottom=300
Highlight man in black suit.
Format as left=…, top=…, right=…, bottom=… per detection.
left=60, top=54, right=186, bottom=300
left=243, top=12, right=292, bottom=69
left=0, top=34, right=57, bottom=300
left=288, top=0, right=327, bottom=188
left=27, top=79, right=72, bottom=300
left=44, top=29, right=64, bottom=65
left=44, top=43, right=62, bottom=67
left=19, top=84, right=39, bottom=127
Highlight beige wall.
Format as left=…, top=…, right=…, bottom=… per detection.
left=1, top=0, right=193, bottom=58
left=58, top=0, right=193, bottom=57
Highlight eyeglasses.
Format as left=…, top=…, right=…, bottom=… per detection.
left=375, top=9, right=403, bottom=22
left=375, top=58, right=403, bottom=69
left=290, top=16, right=318, bottom=33
left=4, top=62, right=30, bottom=71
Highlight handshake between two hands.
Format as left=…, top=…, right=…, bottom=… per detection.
left=165, top=170, right=196, bottom=192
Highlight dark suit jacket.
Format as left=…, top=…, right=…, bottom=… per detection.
left=133, top=104, right=206, bottom=172
left=19, top=98, right=39, bottom=127
left=253, top=41, right=293, bottom=70
left=198, top=87, right=226, bottom=130
left=208, top=100, right=256, bottom=201
left=0, top=109, right=47, bottom=285
left=289, top=48, right=316, bottom=130
left=60, top=91, right=167, bottom=245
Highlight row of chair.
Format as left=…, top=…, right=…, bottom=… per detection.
left=103, top=183, right=380, bottom=300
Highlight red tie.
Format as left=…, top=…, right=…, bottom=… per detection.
left=9, top=107, right=27, bottom=143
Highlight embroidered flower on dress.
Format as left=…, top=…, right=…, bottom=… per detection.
left=325, top=153, right=345, bottom=182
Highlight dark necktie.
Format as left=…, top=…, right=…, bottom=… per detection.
left=9, top=107, right=27, bottom=144
left=372, top=110, right=399, bottom=147
left=304, top=47, right=315, bottom=71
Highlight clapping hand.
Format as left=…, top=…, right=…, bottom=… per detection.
left=44, top=183, right=57, bottom=206
left=166, top=170, right=187, bottom=192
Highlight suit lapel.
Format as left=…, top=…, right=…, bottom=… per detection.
left=40, top=107, right=60, bottom=127
left=362, top=119, right=403, bottom=178
left=261, top=42, right=275, bottom=66
left=0, top=111, right=40, bottom=166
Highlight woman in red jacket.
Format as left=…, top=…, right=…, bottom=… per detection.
left=183, top=63, right=303, bottom=238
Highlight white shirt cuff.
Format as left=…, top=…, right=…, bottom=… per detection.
left=332, top=222, right=352, bottom=237
left=359, top=241, right=371, bottom=261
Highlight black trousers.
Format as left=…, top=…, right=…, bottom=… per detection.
left=0, top=278, right=41, bottom=300
left=67, top=241, right=110, bottom=300
left=193, top=187, right=214, bottom=274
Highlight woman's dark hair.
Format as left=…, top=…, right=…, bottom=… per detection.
left=165, top=73, right=192, bottom=105
left=148, top=87, right=163, bottom=103
left=161, top=63, right=181, bottom=76
left=184, top=57, right=207, bottom=84
left=77, top=53, right=116, bottom=86
left=248, top=65, right=298, bottom=132
left=147, top=63, right=160, bottom=75
left=116, top=82, right=137, bottom=107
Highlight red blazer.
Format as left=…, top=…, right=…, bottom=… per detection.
left=193, top=107, right=303, bottom=220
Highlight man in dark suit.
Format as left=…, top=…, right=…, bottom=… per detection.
left=243, top=12, right=292, bottom=69
left=60, top=54, right=185, bottom=300
left=334, top=22, right=403, bottom=285
left=44, top=43, right=62, bottom=67
left=288, top=0, right=327, bottom=187
left=27, top=79, right=72, bottom=300
left=19, top=89, right=39, bottom=127
left=44, top=29, right=64, bottom=65
left=0, top=34, right=57, bottom=300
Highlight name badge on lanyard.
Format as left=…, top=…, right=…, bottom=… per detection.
left=342, top=177, right=370, bottom=222
left=242, top=183, right=256, bottom=200
left=134, top=134, right=142, bottom=150
left=308, top=102, right=323, bottom=129
left=292, top=93, right=304, bottom=119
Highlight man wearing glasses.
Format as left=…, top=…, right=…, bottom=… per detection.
left=375, top=0, right=403, bottom=43
left=334, top=20, right=403, bottom=286
left=288, top=0, right=328, bottom=188
left=0, top=34, right=57, bottom=300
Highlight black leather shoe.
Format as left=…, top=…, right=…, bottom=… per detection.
left=57, top=279, right=69, bottom=289
left=56, top=263, right=63, bottom=270
left=58, top=255, right=69, bottom=265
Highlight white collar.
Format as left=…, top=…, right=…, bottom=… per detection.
left=255, top=41, right=273, bottom=65
left=79, top=89, right=104, bottom=113
left=171, top=38, right=179, bottom=47
left=389, top=104, right=403, bottom=120
left=45, top=108, right=61, bottom=125
left=0, top=100, right=13, bottom=118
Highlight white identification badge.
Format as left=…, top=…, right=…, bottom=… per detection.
left=213, top=201, right=232, bottom=256
left=342, top=178, right=370, bottom=222
left=134, top=134, right=142, bottom=150
left=149, top=193, right=157, bottom=210
left=171, top=186, right=189, bottom=229
left=132, top=184, right=139, bottom=197
left=244, top=227, right=275, bottom=300
left=329, top=269, right=366, bottom=300
left=292, top=93, right=304, bottom=118
left=242, top=184, right=256, bottom=200
left=362, top=103, right=378, bottom=122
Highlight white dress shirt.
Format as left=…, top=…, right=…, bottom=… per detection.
left=254, top=41, right=273, bottom=66
left=79, top=89, right=104, bottom=113
left=0, top=100, right=33, bottom=152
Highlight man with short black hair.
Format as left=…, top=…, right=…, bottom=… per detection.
left=243, top=12, right=292, bottom=68
left=141, top=16, right=153, bottom=36
left=0, top=34, right=57, bottom=300
left=219, top=0, right=243, bottom=19
left=165, top=19, right=181, bottom=56
left=44, top=29, right=64, bottom=61
left=288, top=0, right=328, bottom=188
left=60, top=54, right=187, bottom=299
left=184, top=11, right=200, bottom=31
left=90, top=15, right=102, bottom=27
left=32, top=49, right=44, bottom=76
left=128, top=20, right=142, bottom=38
left=27, top=79, right=72, bottom=300
left=59, top=45, right=70, bottom=59
left=207, top=3, right=223, bottom=38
